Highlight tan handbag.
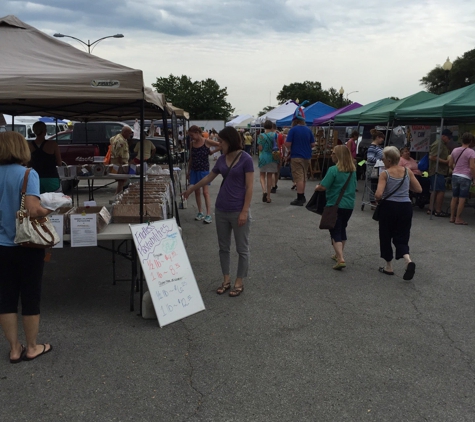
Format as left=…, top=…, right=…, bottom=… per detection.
left=14, top=169, right=60, bottom=248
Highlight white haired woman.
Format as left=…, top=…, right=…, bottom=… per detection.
left=375, top=146, right=422, bottom=280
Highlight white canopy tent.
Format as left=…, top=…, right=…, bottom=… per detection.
left=255, top=101, right=298, bottom=124
left=226, top=114, right=254, bottom=127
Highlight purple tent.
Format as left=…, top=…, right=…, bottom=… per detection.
left=312, top=103, right=363, bottom=126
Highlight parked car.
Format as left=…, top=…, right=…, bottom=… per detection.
left=6, top=118, right=68, bottom=140
left=52, top=122, right=178, bottom=165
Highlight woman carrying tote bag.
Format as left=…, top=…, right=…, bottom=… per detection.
left=0, top=131, right=54, bottom=363
left=314, top=146, right=357, bottom=270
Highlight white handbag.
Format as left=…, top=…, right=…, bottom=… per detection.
left=14, top=169, right=60, bottom=248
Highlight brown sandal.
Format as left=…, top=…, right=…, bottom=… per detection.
left=216, top=282, right=231, bottom=295
left=229, top=285, right=244, bottom=297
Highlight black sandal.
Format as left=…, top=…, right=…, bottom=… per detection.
left=229, top=285, right=244, bottom=297
left=262, top=193, right=267, bottom=202
left=216, top=282, right=231, bottom=295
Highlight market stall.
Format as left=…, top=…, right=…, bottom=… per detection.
left=0, top=15, right=184, bottom=312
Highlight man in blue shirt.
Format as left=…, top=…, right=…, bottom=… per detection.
left=284, top=104, right=315, bottom=205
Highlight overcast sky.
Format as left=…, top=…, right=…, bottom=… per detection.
left=3, top=0, right=475, bottom=118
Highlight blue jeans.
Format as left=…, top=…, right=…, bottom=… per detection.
left=452, top=175, right=471, bottom=198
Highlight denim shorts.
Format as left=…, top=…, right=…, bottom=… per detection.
left=190, top=170, right=210, bottom=185
left=429, top=174, right=446, bottom=192
left=452, top=175, right=471, bottom=198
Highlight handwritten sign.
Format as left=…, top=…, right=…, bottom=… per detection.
left=410, top=125, right=431, bottom=152
left=129, top=218, right=205, bottom=327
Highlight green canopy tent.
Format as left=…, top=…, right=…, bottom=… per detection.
left=333, top=98, right=396, bottom=125
left=395, top=84, right=475, bottom=219
left=358, top=91, right=438, bottom=147
left=395, top=84, right=475, bottom=124
left=359, top=91, right=437, bottom=124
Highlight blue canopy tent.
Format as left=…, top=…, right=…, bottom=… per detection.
left=39, top=116, right=68, bottom=124
left=276, top=101, right=335, bottom=127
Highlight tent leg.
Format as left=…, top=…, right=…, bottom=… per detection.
left=429, top=118, right=444, bottom=220
left=139, top=101, right=145, bottom=224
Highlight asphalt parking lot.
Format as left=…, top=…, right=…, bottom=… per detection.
left=1, top=157, right=474, bottom=422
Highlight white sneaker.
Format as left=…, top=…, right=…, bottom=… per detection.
left=203, top=215, right=212, bottom=224
left=195, top=212, right=205, bottom=221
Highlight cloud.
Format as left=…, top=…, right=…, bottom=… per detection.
left=2, top=0, right=475, bottom=116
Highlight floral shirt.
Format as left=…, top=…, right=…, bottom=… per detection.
left=110, top=133, right=130, bottom=160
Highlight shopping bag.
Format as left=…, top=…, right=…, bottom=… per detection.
left=319, top=205, right=339, bottom=230
left=418, top=154, right=429, bottom=172
left=306, top=190, right=326, bottom=215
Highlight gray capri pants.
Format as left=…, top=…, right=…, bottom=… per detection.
left=215, top=208, right=251, bottom=278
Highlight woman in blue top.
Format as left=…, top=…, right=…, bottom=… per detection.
left=315, top=145, right=357, bottom=270
left=0, top=132, right=54, bottom=363
left=258, top=120, right=279, bottom=203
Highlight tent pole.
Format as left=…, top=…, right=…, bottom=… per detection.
left=162, top=110, right=181, bottom=226
left=139, top=101, right=144, bottom=224
left=429, top=118, right=444, bottom=220
left=383, top=120, right=391, bottom=147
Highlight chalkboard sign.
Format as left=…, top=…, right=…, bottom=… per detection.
left=129, top=218, right=205, bottom=327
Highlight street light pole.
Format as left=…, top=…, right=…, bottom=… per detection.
left=53, top=33, right=124, bottom=53
left=346, top=90, right=359, bottom=101
left=339, top=86, right=345, bottom=107
left=442, top=57, right=452, bottom=93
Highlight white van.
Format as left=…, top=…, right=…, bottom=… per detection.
left=4, top=116, right=68, bottom=140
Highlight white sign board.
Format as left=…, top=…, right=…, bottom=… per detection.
left=410, top=125, right=431, bottom=152
left=49, top=215, right=64, bottom=248
left=70, top=214, right=97, bottom=247
left=129, top=218, right=205, bottom=327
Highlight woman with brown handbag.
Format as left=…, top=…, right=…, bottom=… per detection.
left=314, top=146, right=357, bottom=270
left=0, top=131, right=54, bottom=363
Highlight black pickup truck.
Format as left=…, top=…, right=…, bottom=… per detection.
left=49, top=122, right=176, bottom=165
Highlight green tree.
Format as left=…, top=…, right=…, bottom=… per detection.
left=420, top=66, right=449, bottom=95
left=420, top=49, right=475, bottom=94
left=152, top=74, right=234, bottom=120
left=257, top=106, right=275, bottom=117
left=276, top=81, right=351, bottom=108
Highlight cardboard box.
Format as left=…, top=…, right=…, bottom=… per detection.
left=111, top=203, right=165, bottom=224
left=72, top=206, right=111, bottom=233
left=54, top=206, right=77, bottom=234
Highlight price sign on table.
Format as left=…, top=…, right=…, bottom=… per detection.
left=129, top=218, right=205, bottom=327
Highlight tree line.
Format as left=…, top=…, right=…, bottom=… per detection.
left=152, top=50, right=475, bottom=120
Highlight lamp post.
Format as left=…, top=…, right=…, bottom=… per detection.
left=53, top=33, right=124, bottom=53
left=442, top=57, right=452, bottom=93
left=339, top=86, right=345, bottom=107
left=346, top=90, right=359, bottom=101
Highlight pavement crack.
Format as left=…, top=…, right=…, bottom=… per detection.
left=181, top=321, right=204, bottom=420
left=437, top=321, right=475, bottom=375
left=402, top=285, right=474, bottom=375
